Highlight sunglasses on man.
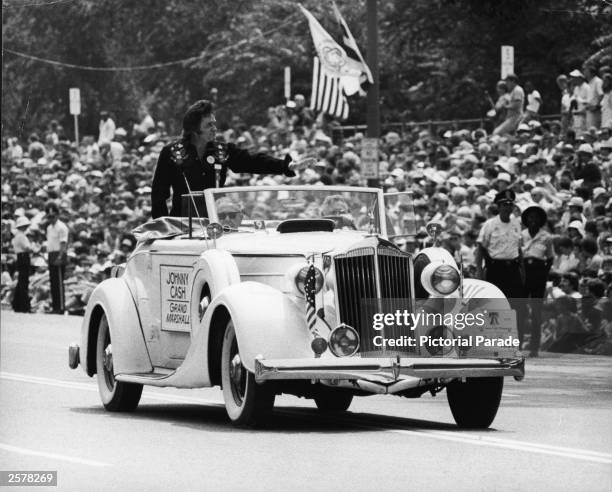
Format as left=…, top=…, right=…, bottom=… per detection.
left=218, top=212, right=239, bottom=220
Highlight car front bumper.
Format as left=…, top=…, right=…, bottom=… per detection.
left=254, top=356, right=525, bottom=384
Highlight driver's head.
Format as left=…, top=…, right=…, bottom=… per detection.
left=321, top=195, right=350, bottom=216
left=216, top=197, right=244, bottom=229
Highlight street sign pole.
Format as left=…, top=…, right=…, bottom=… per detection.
left=366, top=0, right=379, bottom=187
left=73, top=114, right=79, bottom=147
left=284, top=66, right=291, bottom=102
left=69, top=88, right=81, bottom=146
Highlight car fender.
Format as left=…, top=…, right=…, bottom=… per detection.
left=461, top=278, right=510, bottom=308
left=189, top=249, right=240, bottom=337
left=81, top=278, right=152, bottom=377
left=419, top=246, right=458, bottom=267
left=206, top=281, right=312, bottom=373
left=454, top=278, right=519, bottom=357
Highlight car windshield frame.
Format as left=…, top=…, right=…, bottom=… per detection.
left=202, top=185, right=388, bottom=236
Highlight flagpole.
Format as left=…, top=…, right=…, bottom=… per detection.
left=366, top=0, right=380, bottom=187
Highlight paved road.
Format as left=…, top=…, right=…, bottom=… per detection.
left=1, top=312, right=611, bottom=491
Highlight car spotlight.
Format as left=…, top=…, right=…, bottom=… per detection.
left=431, top=264, right=460, bottom=295
left=311, top=336, right=328, bottom=356
left=295, top=265, right=324, bottom=295
left=329, top=324, right=359, bottom=357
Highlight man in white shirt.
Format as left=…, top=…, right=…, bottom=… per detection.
left=584, top=65, right=603, bottom=129
left=521, top=205, right=554, bottom=357
left=524, top=81, right=542, bottom=121
left=45, top=202, right=69, bottom=314
left=475, top=189, right=527, bottom=347
left=493, top=73, right=524, bottom=135
left=570, top=70, right=589, bottom=133
left=98, top=110, right=116, bottom=145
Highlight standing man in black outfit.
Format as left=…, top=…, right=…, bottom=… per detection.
left=151, top=100, right=315, bottom=219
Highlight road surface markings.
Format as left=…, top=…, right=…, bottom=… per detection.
left=3, top=372, right=611, bottom=465
left=0, top=443, right=110, bottom=467
left=0, top=372, right=223, bottom=406
left=385, top=428, right=612, bottom=465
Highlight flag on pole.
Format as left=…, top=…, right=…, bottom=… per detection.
left=332, top=1, right=373, bottom=96
left=311, top=56, right=349, bottom=120
left=299, top=4, right=363, bottom=119
left=304, top=264, right=318, bottom=334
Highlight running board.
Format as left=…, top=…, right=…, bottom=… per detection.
left=115, top=372, right=176, bottom=386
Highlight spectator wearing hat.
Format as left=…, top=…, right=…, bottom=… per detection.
left=98, top=110, right=116, bottom=145
left=11, top=216, right=32, bottom=313
left=521, top=204, right=554, bottom=356
left=493, top=74, right=524, bottom=136
left=569, top=70, right=589, bottom=133
left=45, top=201, right=69, bottom=314
left=475, top=189, right=526, bottom=341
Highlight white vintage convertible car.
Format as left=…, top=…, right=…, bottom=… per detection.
left=69, top=185, right=524, bottom=428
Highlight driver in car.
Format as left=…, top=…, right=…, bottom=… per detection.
left=216, top=197, right=244, bottom=230
left=320, top=195, right=355, bottom=229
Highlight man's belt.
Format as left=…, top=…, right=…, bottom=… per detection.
left=524, top=257, right=547, bottom=266
left=489, top=257, right=520, bottom=266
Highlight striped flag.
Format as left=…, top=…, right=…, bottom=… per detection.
left=310, top=56, right=349, bottom=120
left=304, top=264, right=318, bottom=334
left=299, top=4, right=357, bottom=120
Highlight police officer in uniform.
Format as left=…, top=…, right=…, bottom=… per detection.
left=475, top=190, right=526, bottom=345
left=151, top=100, right=315, bottom=219
left=521, top=204, right=553, bottom=357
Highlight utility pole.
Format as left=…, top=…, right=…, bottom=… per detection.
left=366, top=0, right=380, bottom=187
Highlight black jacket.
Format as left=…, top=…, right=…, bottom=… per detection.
left=151, top=138, right=294, bottom=219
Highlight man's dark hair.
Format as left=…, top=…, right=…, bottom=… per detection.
left=585, top=220, right=598, bottom=238
left=182, top=100, right=214, bottom=136
left=580, top=238, right=598, bottom=256
left=45, top=201, right=59, bottom=214
left=587, top=279, right=606, bottom=298
left=562, top=272, right=580, bottom=291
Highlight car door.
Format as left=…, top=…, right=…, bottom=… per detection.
left=142, top=239, right=203, bottom=369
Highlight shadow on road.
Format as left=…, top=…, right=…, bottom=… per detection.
left=69, top=403, right=487, bottom=434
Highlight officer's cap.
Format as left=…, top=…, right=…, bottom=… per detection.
left=493, top=189, right=516, bottom=205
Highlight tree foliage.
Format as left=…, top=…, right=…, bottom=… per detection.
left=2, top=0, right=611, bottom=139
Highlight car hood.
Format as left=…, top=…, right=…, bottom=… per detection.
left=215, top=230, right=372, bottom=256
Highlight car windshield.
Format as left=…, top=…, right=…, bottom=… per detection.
left=205, top=186, right=385, bottom=233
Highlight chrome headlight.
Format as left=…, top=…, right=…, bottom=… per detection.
left=421, top=262, right=460, bottom=296
left=431, top=264, right=460, bottom=294
left=329, top=324, right=360, bottom=357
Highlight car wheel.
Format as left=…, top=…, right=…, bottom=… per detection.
left=314, top=387, right=353, bottom=413
left=446, top=377, right=503, bottom=429
left=96, top=313, right=143, bottom=412
left=221, top=320, right=275, bottom=426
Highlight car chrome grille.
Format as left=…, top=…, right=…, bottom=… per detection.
left=334, top=244, right=414, bottom=355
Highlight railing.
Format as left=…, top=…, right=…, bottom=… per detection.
left=332, top=114, right=562, bottom=143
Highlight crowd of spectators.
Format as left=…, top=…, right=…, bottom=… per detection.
left=2, top=71, right=612, bottom=353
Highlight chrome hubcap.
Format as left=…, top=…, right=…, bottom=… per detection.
left=103, top=344, right=113, bottom=373
left=230, top=353, right=244, bottom=389
left=198, top=296, right=210, bottom=322
left=228, top=338, right=247, bottom=406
